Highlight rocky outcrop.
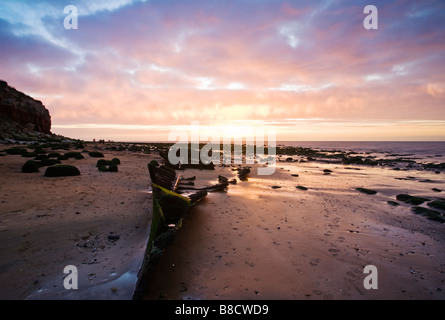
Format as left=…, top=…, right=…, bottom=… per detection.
left=0, top=80, right=51, bottom=135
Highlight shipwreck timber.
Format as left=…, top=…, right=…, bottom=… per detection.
left=133, top=160, right=228, bottom=298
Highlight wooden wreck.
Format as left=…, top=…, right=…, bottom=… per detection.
left=133, top=160, right=229, bottom=298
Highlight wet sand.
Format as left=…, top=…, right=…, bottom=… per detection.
left=0, top=144, right=159, bottom=299
left=1, top=144, right=445, bottom=300
left=142, top=163, right=445, bottom=300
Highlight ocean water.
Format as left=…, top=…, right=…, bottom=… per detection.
left=277, top=141, right=445, bottom=164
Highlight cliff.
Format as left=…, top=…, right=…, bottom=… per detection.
left=0, top=80, right=51, bottom=137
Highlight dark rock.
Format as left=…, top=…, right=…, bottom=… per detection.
left=65, top=151, right=82, bottom=159
left=296, top=186, right=308, bottom=191
left=34, top=154, right=48, bottom=160
left=44, top=165, right=80, bottom=177
left=148, top=160, right=159, bottom=168
left=96, top=159, right=107, bottom=167
left=411, top=207, right=445, bottom=223
left=98, top=165, right=108, bottom=172
left=291, top=174, right=299, bottom=177
left=387, top=201, right=400, bottom=206
left=427, top=200, right=445, bottom=211
left=21, top=152, right=37, bottom=158
left=5, top=148, right=27, bottom=155
left=40, top=158, right=61, bottom=167
left=108, top=164, right=118, bottom=172
left=271, top=186, right=281, bottom=189
left=396, top=194, right=430, bottom=205
left=356, top=188, right=377, bottom=195
left=88, top=151, right=104, bottom=158
left=22, top=160, right=39, bottom=173
left=47, top=152, right=60, bottom=158
left=432, top=188, right=442, bottom=193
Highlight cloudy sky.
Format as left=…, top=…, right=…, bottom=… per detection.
left=1, top=0, right=444, bottom=141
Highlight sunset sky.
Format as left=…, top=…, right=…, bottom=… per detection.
left=1, top=0, right=444, bottom=141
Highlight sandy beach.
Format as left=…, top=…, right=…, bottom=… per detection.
left=1, top=143, right=445, bottom=300
left=0, top=143, right=159, bottom=299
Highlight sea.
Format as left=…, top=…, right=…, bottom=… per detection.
left=277, top=141, right=445, bottom=164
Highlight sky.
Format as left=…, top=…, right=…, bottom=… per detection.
left=1, top=0, right=444, bottom=142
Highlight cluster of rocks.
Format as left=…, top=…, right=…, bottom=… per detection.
left=276, top=145, right=444, bottom=173
left=1, top=142, right=109, bottom=177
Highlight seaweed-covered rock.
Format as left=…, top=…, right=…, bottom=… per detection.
left=40, top=158, right=61, bottom=167
left=412, top=207, right=445, bottom=223
left=98, top=165, right=108, bottom=172
left=356, top=187, right=377, bottom=195
left=21, top=152, right=37, bottom=158
left=97, top=158, right=120, bottom=166
left=148, top=160, right=159, bottom=168
left=44, top=165, right=80, bottom=177
left=34, top=148, right=47, bottom=154
left=5, top=148, right=27, bottom=155
left=47, top=152, right=61, bottom=158
left=108, top=164, right=118, bottom=172
left=22, top=160, right=40, bottom=173
left=57, top=155, right=69, bottom=161
left=65, top=151, right=82, bottom=159
left=396, top=194, right=430, bottom=205
left=427, top=200, right=445, bottom=211
left=34, top=154, right=48, bottom=160
left=89, top=151, right=104, bottom=158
